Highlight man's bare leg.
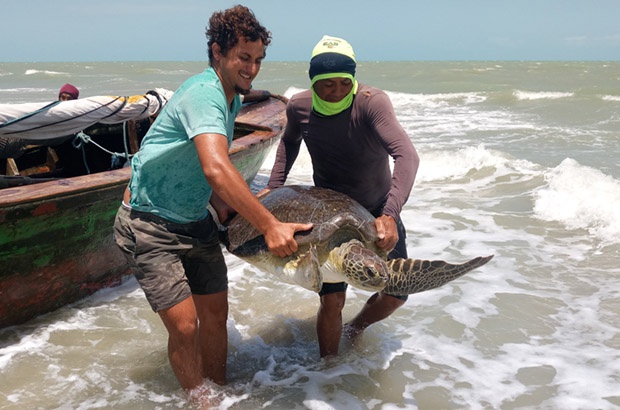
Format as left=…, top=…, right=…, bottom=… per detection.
left=193, top=291, right=229, bottom=385
left=344, top=292, right=405, bottom=339
left=158, top=297, right=203, bottom=391
left=317, top=291, right=346, bottom=357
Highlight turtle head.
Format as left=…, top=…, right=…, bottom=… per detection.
left=331, top=239, right=389, bottom=292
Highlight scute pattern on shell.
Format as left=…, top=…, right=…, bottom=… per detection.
left=226, top=185, right=381, bottom=260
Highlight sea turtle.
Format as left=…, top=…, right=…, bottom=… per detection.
left=222, top=185, right=493, bottom=295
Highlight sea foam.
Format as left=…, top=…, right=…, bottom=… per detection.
left=534, top=158, right=620, bottom=246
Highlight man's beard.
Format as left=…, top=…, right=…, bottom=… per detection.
left=235, top=85, right=251, bottom=95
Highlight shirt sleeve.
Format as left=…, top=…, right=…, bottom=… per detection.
left=267, top=97, right=304, bottom=189
left=365, top=90, right=420, bottom=220
left=177, top=82, right=229, bottom=139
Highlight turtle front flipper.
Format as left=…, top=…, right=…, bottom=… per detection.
left=383, top=254, right=494, bottom=295
left=283, top=244, right=323, bottom=292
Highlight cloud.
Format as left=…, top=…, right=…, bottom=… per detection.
left=565, top=34, right=620, bottom=48
left=601, top=34, right=620, bottom=46
left=565, top=36, right=588, bottom=47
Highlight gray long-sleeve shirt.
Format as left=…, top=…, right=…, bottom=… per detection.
left=267, top=84, right=419, bottom=220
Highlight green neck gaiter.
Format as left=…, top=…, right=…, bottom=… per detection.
left=311, top=75, right=358, bottom=117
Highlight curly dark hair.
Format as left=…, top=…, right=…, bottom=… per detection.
left=205, top=5, right=272, bottom=65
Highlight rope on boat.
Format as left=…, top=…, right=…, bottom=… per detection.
left=0, top=101, right=61, bottom=130
left=0, top=98, right=126, bottom=136
left=72, top=124, right=132, bottom=174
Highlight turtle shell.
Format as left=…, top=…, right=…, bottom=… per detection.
left=225, top=185, right=380, bottom=260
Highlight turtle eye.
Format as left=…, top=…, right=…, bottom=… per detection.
left=364, top=267, right=376, bottom=278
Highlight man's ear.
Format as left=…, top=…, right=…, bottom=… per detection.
left=211, top=43, right=222, bottom=60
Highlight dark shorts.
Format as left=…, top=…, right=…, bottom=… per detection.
left=319, top=216, right=409, bottom=302
left=113, top=205, right=227, bottom=312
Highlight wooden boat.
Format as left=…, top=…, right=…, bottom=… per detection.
left=0, top=89, right=287, bottom=328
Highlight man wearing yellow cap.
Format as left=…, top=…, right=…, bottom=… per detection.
left=265, top=35, right=420, bottom=357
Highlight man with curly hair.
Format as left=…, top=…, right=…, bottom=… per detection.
left=113, top=5, right=312, bottom=399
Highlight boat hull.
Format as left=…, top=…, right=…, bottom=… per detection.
left=0, top=94, right=286, bottom=328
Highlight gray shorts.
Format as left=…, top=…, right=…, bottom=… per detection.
left=113, top=205, right=227, bottom=312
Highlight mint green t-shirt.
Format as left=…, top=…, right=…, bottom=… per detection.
left=128, top=68, right=241, bottom=223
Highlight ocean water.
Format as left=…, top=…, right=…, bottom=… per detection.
left=1, top=61, right=619, bottom=410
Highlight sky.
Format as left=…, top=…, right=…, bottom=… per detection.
left=3, top=0, right=620, bottom=62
